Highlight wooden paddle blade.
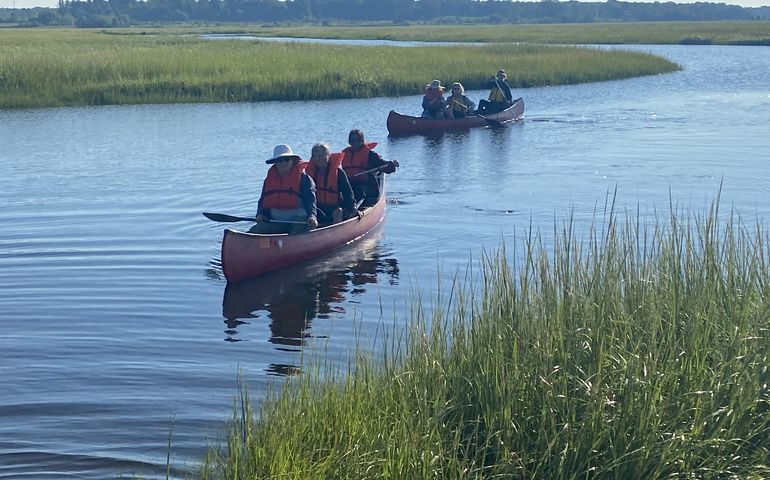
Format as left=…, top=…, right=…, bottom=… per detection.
left=202, top=212, right=255, bottom=223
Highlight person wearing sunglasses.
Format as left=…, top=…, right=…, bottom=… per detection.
left=252, top=144, right=318, bottom=234
left=445, top=82, right=476, bottom=119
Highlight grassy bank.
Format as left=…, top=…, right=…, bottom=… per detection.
left=200, top=200, right=770, bottom=479
left=0, top=28, right=679, bottom=108
left=115, top=21, right=770, bottom=46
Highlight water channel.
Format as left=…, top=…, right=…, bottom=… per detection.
left=0, top=42, right=768, bottom=478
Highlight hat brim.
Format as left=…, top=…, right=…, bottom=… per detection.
left=426, top=85, right=445, bottom=90
left=266, top=154, right=300, bottom=164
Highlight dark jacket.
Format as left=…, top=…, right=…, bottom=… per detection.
left=422, top=90, right=446, bottom=116
left=348, top=149, right=396, bottom=200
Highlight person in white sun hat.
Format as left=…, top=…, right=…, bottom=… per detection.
left=251, top=144, right=318, bottom=234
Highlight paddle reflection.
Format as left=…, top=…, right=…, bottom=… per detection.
left=221, top=231, right=399, bottom=376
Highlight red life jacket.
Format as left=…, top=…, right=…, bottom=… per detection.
left=261, top=162, right=307, bottom=210
left=306, top=154, right=343, bottom=206
left=341, top=142, right=378, bottom=183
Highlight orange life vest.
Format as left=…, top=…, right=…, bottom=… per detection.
left=261, top=162, right=307, bottom=210
left=341, top=142, right=378, bottom=183
left=306, top=155, right=343, bottom=206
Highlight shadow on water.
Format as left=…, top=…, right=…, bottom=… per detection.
left=220, top=226, right=399, bottom=375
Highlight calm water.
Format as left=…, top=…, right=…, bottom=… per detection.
left=1, top=44, right=769, bottom=478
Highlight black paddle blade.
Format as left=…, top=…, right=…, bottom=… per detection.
left=202, top=212, right=255, bottom=223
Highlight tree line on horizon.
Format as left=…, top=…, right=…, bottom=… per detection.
left=1, top=0, right=768, bottom=28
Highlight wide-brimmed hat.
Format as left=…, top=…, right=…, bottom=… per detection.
left=496, top=69, right=507, bottom=77
left=426, top=79, right=444, bottom=91
left=266, top=144, right=301, bottom=164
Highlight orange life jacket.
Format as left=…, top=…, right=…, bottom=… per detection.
left=341, top=142, right=378, bottom=183
left=261, top=162, right=307, bottom=210
left=306, top=155, right=343, bottom=206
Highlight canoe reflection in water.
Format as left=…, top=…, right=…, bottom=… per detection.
left=221, top=229, right=398, bottom=376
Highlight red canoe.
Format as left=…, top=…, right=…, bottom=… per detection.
left=387, top=97, right=524, bottom=136
left=221, top=180, right=387, bottom=283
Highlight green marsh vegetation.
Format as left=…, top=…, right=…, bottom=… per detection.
left=116, top=21, right=770, bottom=46
left=199, top=198, right=770, bottom=479
left=0, top=28, right=679, bottom=108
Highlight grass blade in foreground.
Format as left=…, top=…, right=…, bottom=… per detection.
left=201, top=197, right=770, bottom=479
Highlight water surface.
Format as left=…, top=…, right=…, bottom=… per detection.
left=1, top=44, right=769, bottom=478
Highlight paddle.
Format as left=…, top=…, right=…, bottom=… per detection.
left=202, top=212, right=305, bottom=225
left=452, top=100, right=505, bottom=128
left=352, top=165, right=387, bottom=177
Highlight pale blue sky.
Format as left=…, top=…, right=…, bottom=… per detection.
left=1, top=0, right=767, bottom=10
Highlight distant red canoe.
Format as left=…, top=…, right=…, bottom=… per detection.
left=221, top=180, right=387, bottom=283
left=387, top=97, right=524, bottom=136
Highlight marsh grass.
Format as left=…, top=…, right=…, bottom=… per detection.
left=200, top=197, right=770, bottom=479
left=0, top=28, right=678, bottom=108
left=115, top=21, right=770, bottom=46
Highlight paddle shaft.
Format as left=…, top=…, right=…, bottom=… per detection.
left=451, top=99, right=472, bottom=111
left=450, top=99, right=503, bottom=127
left=352, top=166, right=385, bottom=177
left=202, top=212, right=305, bottom=224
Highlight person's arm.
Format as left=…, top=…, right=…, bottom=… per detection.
left=369, top=150, right=399, bottom=174
left=337, top=169, right=356, bottom=212
left=256, top=178, right=269, bottom=221
left=465, top=96, right=476, bottom=110
left=300, top=174, right=317, bottom=224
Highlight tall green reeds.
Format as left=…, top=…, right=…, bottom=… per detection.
left=200, top=197, right=770, bottom=479
left=0, top=29, right=679, bottom=108
left=110, top=22, right=770, bottom=46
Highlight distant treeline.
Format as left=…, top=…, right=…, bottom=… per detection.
left=1, top=0, right=768, bottom=28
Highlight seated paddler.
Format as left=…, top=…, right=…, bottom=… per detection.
left=421, top=80, right=449, bottom=119
left=305, top=142, right=357, bottom=225
left=251, top=144, right=318, bottom=234
left=445, top=82, right=476, bottom=119
left=477, top=68, right=513, bottom=114
left=341, top=129, right=399, bottom=205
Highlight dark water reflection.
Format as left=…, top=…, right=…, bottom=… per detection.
left=221, top=230, right=399, bottom=375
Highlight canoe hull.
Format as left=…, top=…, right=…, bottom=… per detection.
left=221, top=188, right=387, bottom=283
left=387, top=98, right=524, bottom=136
